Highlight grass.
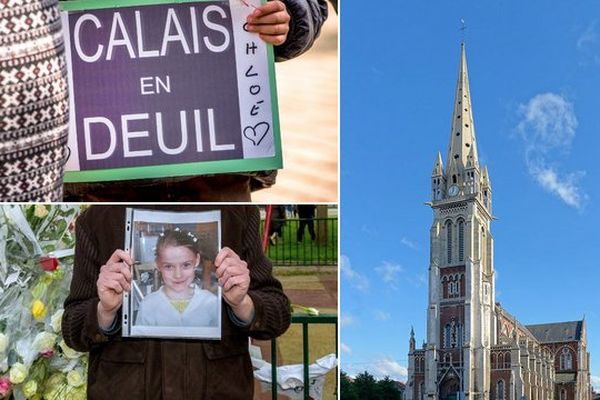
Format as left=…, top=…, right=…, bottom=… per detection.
left=262, top=219, right=338, bottom=265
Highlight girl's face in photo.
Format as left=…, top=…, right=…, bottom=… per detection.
left=156, top=245, right=200, bottom=293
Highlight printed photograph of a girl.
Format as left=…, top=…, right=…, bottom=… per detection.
left=123, top=209, right=222, bottom=339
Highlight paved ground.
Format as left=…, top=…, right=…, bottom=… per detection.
left=252, top=266, right=338, bottom=399
left=253, top=4, right=338, bottom=203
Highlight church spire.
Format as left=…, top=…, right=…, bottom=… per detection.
left=446, top=44, right=479, bottom=178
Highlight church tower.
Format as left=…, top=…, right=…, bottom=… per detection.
left=424, top=43, right=495, bottom=400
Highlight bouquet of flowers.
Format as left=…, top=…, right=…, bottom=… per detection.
left=0, top=205, right=87, bottom=400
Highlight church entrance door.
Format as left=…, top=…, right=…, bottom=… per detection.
left=439, top=374, right=460, bottom=400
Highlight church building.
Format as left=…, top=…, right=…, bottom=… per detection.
left=405, top=44, right=593, bottom=400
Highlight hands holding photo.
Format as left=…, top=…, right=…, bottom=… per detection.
left=96, top=249, right=133, bottom=330
left=215, top=247, right=255, bottom=323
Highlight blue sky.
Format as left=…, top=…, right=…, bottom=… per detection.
left=340, top=1, right=600, bottom=390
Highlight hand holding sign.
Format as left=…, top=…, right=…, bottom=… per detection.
left=245, top=1, right=290, bottom=46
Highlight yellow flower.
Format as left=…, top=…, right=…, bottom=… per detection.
left=66, top=369, right=84, bottom=388
left=31, top=300, right=47, bottom=321
left=23, top=380, right=38, bottom=397
left=9, top=362, right=28, bottom=384
left=34, top=205, right=49, bottom=218
left=0, top=333, right=8, bottom=354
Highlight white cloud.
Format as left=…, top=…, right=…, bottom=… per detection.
left=530, top=165, right=587, bottom=209
left=341, top=342, right=352, bottom=355
left=576, top=21, right=600, bottom=65
left=516, top=93, right=588, bottom=209
left=578, top=21, right=597, bottom=49
left=341, top=313, right=356, bottom=327
left=360, top=224, right=377, bottom=236
left=517, top=93, right=577, bottom=150
left=401, top=237, right=419, bottom=251
left=375, top=261, right=404, bottom=289
left=375, top=310, right=391, bottom=321
left=591, top=375, right=600, bottom=391
left=406, top=272, right=427, bottom=289
left=373, top=358, right=408, bottom=381
left=341, top=255, right=370, bottom=291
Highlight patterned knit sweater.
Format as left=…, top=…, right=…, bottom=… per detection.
left=0, top=0, right=69, bottom=201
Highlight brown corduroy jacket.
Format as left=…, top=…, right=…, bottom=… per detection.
left=62, top=205, right=291, bottom=399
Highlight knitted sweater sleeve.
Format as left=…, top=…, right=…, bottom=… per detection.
left=242, top=206, right=291, bottom=339
left=274, top=0, right=329, bottom=62
left=61, top=208, right=119, bottom=352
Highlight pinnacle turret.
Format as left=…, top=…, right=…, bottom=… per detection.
left=432, top=152, right=444, bottom=176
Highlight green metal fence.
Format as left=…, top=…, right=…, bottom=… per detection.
left=270, top=314, right=338, bottom=400
left=263, top=218, right=338, bottom=266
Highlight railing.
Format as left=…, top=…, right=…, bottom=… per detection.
left=262, top=218, right=337, bottom=266
left=270, top=313, right=338, bottom=400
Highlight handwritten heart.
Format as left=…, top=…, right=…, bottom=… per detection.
left=243, top=122, right=270, bottom=146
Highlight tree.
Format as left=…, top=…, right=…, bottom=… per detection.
left=340, top=371, right=358, bottom=400
left=353, top=371, right=381, bottom=400
left=377, top=376, right=402, bottom=400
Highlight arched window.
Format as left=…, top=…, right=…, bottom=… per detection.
left=496, top=380, right=505, bottom=400
left=504, top=352, right=511, bottom=368
left=420, top=382, right=425, bottom=400
left=458, top=219, right=465, bottom=262
left=446, top=221, right=453, bottom=264
left=444, top=324, right=452, bottom=348
left=451, top=322, right=462, bottom=348
left=498, top=353, right=504, bottom=369
left=559, top=348, right=573, bottom=370
left=560, top=388, right=567, bottom=400
left=491, top=353, right=497, bottom=369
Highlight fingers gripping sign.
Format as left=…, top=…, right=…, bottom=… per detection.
left=96, top=249, right=133, bottom=329
left=215, top=247, right=255, bottom=323
left=245, top=1, right=290, bottom=46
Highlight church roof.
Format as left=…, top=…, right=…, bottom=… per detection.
left=525, top=321, right=583, bottom=343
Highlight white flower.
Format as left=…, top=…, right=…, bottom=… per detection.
left=34, top=205, right=49, bottom=218
left=0, top=333, right=8, bottom=354
left=32, top=332, right=57, bottom=354
left=66, top=369, right=84, bottom=388
left=59, top=340, right=83, bottom=359
left=51, top=309, right=64, bottom=333
left=9, top=362, right=28, bottom=384
left=23, top=380, right=38, bottom=397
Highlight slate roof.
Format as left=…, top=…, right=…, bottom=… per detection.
left=525, top=321, right=583, bottom=343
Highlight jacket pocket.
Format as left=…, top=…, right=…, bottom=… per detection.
left=202, top=335, right=254, bottom=399
left=89, top=341, right=146, bottom=400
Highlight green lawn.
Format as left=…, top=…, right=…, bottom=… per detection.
left=262, top=218, right=338, bottom=265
